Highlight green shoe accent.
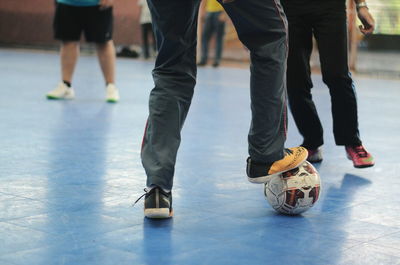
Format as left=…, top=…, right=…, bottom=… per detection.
left=46, top=95, right=62, bottom=100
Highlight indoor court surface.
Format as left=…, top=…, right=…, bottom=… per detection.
left=1, top=48, right=400, bottom=265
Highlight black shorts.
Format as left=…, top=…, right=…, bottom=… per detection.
left=53, top=3, right=113, bottom=43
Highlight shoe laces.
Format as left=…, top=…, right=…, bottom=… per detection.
left=132, top=188, right=148, bottom=207
left=351, top=146, right=368, bottom=158
left=284, top=148, right=293, bottom=155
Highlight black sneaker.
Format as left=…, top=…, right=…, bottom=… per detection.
left=246, top=147, right=308, bottom=183
left=143, top=187, right=173, bottom=219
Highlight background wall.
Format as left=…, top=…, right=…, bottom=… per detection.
left=0, top=0, right=141, bottom=46
left=0, top=0, right=398, bottom=71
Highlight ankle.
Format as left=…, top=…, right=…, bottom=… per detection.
left=63, top=80, right=71, bottom=87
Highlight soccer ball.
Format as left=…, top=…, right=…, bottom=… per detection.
left=264, top=161, right=321, bottom=215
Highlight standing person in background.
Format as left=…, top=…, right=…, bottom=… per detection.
left=138, top=0, right=156, bottom=59
left=197, top=0, right=227, bottom=67
left=281, top=0, right=375, bottom=167
left=46, top=0, right=120, bottom=103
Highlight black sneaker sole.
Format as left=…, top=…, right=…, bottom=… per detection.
left=248, top=174, right=278, bottom=184
left=353, top=164, right=375, bottom=168
left=144, top=208, right=173, bottom=219
left=247, top=158, right=307, bottom=184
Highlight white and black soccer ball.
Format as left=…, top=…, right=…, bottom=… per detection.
left=264, top=161, right=321, bottom=215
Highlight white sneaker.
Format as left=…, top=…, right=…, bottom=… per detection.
left=106, top=83, right=119, bottom=103
left=46, top=82, right=75, bottom=100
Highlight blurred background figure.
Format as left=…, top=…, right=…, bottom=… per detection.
left=46, top=0, right=120, bottom=103
left=138, top=0, right=156, bottom=59
left=197, top=0, right=227, bottom=68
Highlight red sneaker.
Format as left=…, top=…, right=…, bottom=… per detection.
left=345, top=145, right=375, bottom=168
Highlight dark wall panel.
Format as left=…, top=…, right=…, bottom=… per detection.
left=0, top=0, right=141, bottom=46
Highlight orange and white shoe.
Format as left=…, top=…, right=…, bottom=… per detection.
left=246, top=147, right=308, bottom=183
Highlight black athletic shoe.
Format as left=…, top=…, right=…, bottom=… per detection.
left=116, top=46, right=139, bottom=58
left=143, top=187, right=173, bottom=219
left=246, top=147, right=308, bottom=183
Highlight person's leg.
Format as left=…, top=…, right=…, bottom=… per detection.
left=314, top=5, right=373, bottom=167
left=222, top=0, right=288, bottom=162
left=142, top=0, right=201, bottom=191
left=141, top=23, right=150, bottom=59
left=313, top=6, right=361, bottom=146
left=82, top=5, right=118, bottom=102
left=82, top=5, right=115, bottom=85
left=47, top=44, right=77, bottom=100
left=284, top=11, right=323, bottom=150
left=96, top=40, right=118, bottom=103
left=149, top=24, right=157, bottom=54
left=222, top=0, right=307, bottom=183
left=213, top=12, right=225, bottom=66
left=199, top=12, right=214, bottom=65
left=60, top=41, right=80, bottom=83
left=96, top=40, right=116, bottom=84
left=47, top=3, right=81, bottom=99
left=53, top=3, right=82, bottom=83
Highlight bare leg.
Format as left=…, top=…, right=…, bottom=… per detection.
left=61, top=41, right=80, bottom=83
left=96, top=40, right=116, bottom=84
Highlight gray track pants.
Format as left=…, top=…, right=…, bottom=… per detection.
left=141, top=0, right=288, bottom=190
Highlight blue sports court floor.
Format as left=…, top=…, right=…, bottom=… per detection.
left=1, top=48, right=400, bottom=265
